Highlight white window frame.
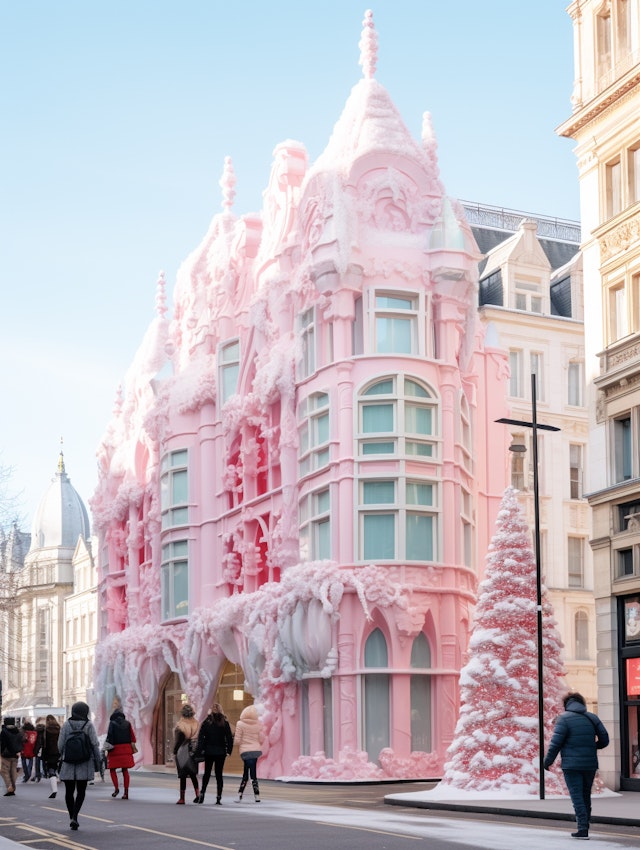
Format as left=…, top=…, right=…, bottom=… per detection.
left=299, top=308, right=316, bottom=379
left=160, top=449, right=189, bottom=529
left=530, top=352, right=544, bottom=402
left=161, top=539, right=189, bottom=621
left=372, top=290, right=419, bottom=355
left=509, top=350, right=523, bottom=398
left=298, top=392, right=330, bottom=476
left=514, top=278, right=543, bottom=313
left=299, top=487, right=331, bottom=561
left=358, top=477, right=437, bottom=563
left=570, top=443, right=584, bottom=500
left=568, top=536, right=585, bottom=588
left=220, top=339, right=240, bottom=404
left=357, top=375, right=439, bottom=460
left=568, top=361, right=583, bottom=407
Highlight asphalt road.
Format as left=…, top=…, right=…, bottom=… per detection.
left=1, top=773, right=638, bottom=850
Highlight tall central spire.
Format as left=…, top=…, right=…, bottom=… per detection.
left=358, top=9, right=378, bottom=80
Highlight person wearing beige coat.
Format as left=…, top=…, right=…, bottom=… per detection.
left=233, top=705, right=263, bottom=802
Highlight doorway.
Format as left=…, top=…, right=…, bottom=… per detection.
left=215, top=661, right=253, bottom=774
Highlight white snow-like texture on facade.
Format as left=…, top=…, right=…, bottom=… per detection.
left=91, top=9, right=511, bottom=782
left=441, top=487, right=567, bottom=795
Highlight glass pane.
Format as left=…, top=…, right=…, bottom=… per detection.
left=364, top=628, right=388, bottom=666
left=362, top=441, right=395, bottom=455
left=363, top=481, right=395, bottom=504
left=160, top=473, right=169, bottom=511
left=316, top=489, right=330, bottom=513
left=222, top=341, right=240, bottom=362
left=222, top=362, right=240, bottom=400
left=376, top=317, right=412, bottom=353
left=405, top=380, right=430, bottom=398
left=406, top=404, right=432, bottom=435
left=406, top=483, right=433, bottom=505
left=363, top=514, right=395, bottom=560
left=173, top=560, right=189, bottom=616
left=313, top=393, right=329, bottom=409
left=171, top=507, right=189, bottom=526
left=376, top=295, right=413, bottom=309
left=406, top=513, right=433, bottom=560
left=171, top=449, right=188, bottom=467
left=362, top=404, right=394, bottom=433
left=315, top=448, right=330, bottom=468
left=410, top=633, right=431, bottom=668
left=323, top=678, right=333, bottom=759
left=406, top=441, right=433, bottom=457
left=410, top=675, right=431, bottom=751
left=316, top=519, right=331, bottom=559
left=172, top=469, right=188, bottom=504
left=364, top=380, right=394, bottom=396
left=363, top=673, right=390, bottom=762
left=173, top=540, right=189, bottom=557
left=315, top=412, right=330, bottom=445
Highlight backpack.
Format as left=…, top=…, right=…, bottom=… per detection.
left=63, top=721, right=92, bottom=764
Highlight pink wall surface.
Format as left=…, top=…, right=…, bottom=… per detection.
left=92, top=12, right=510, bottom=780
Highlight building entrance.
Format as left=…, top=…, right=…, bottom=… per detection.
left=214, top=661, right=253, bottom=775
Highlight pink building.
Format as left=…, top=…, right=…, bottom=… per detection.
left=92, top=12, right=509, bottom=779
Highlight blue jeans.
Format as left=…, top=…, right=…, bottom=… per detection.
left=20, top=757, right=33, bottom=781
left=562, top=769, right=596, bottom=832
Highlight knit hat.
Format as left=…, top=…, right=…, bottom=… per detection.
left=181, top=704, right=194, bottom=718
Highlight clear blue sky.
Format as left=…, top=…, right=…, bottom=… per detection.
left=0, top=1, right=577, bottom=526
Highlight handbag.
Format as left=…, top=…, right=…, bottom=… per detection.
left=103, top=741, right=114, bottom=751
left=131, top=742, right=138, bottom=754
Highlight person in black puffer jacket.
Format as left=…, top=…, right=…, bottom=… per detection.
left=544, top=692, right=609, bottom=840
left=195, top=703, right=233, bottom=804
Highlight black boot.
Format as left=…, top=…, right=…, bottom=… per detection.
left=235, top=779, right=247, bottom=802
left=252, top=779, right=260, bottom=802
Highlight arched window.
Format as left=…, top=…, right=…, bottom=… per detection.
left=363, top=628, right=390, bottom=762
left=410, top=633, right=432, bottom=752
left=575, top=610, right=589, bottom=661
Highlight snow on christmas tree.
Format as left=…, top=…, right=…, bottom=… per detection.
left=441, top=486, right=566, bottom=794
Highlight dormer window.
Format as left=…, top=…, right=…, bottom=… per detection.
left=514, top=279, right=542, bottom=313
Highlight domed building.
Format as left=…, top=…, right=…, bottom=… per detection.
left=0, top=451, right=96, bottom=720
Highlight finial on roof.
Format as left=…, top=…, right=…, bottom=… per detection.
left=58, top=437, right=65, bottom=474
left=359, top=10, right=378, bottom=80
left=422, top=112, right=436, bottom=148
left=155, top=270, right=167, bottom=318
left=220, top=156, right=236, bottom=212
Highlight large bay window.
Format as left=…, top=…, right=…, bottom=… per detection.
left=358, top=376, right=438, bottom=459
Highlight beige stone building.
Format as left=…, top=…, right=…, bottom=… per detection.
left=558, top=0, right=640, bottom=791
left=465, top=202, right=596, bottom=708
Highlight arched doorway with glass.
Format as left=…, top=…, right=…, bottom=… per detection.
left=152, top=670, right=186, bottom=766
left=410, top=631, right=432, bottom=752
left=362, top=627, right=390, bottom=763
left=214, top=660, right=254, bottom=774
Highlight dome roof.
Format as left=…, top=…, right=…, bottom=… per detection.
left=29, top=452, right=90, bottom=552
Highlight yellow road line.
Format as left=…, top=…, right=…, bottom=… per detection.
left=123, top=823, right=235, bottom=849
left=315, top=820, right=422, bottom=840
left=15, top=822, right=96, bottom=850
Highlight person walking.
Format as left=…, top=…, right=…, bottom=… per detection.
left=20, top=721, right=38, bottom=782
left=233, top=704, right=263, bottom=803
left=33, top=719, right=46, bottom=782
left=41, top=715, right=61, bottom=799
left=58, top=702, right=101, bottom=831
left=173, top=704, right=199, bottom=805
left=544, top=692, right=609, bottom=840
left=0, top=717, right=24, bottom=796
left=196, top=703, right=233, bottom=804
left=105, top=699, right=136, bottom=799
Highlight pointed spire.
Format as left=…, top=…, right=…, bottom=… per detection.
left=421, top=112, right=437, bottom=151
left=358, top=9, right=378, bottom=80
left=219, top=156, right=236, bottom=212
left=155, top=270, right=167, bottom=318
left=57, top=436, right=65, bottom=474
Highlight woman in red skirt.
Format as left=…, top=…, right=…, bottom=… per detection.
left=105, top=698, right=136, bottom=799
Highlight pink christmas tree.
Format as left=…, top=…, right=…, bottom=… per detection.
left=441, top=486, right=566, bottom=794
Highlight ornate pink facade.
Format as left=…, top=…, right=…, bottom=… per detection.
left=92, top=12, right=510, bottom=779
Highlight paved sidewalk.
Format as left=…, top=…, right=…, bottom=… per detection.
left=385, top=788, right=640, bottom=828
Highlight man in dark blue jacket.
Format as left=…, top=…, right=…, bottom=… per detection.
left=544, top=692, right=609, bottom=840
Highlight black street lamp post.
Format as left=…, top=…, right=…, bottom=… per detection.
left=496, top=372, right=560, bottom=800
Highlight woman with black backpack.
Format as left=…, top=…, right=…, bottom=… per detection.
left=58, top=702, right=101, bottom=831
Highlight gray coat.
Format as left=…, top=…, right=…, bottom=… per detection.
left=57, top=718, right=102, bottom=781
